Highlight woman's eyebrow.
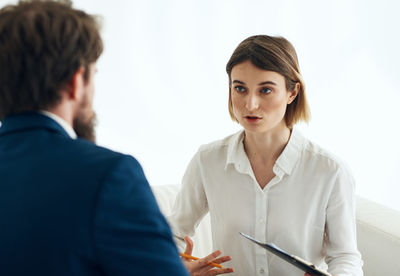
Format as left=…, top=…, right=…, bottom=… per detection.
left=258, top=81, right=277, bottom=86
left=232, top=80, right=278, bottom=86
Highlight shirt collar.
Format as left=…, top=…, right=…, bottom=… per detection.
left=275, top=127, right=305, bottom=175
left=225, top=130, right=251, bottom=174
left=39, top=111, right=77, bottom=139
left=225, top=127, right=305, bottom=176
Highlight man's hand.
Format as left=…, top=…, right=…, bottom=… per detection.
left=182, top=236, right=234, bottom=276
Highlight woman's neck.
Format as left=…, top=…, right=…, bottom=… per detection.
left=243, top=125, right=291, bottom=163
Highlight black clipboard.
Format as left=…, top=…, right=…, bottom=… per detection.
left=239, top=232, right=331, bottom=276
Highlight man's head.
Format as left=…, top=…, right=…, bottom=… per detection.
left=0, top=0, right=103, bottom=141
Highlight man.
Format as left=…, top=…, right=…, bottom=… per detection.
left=0, top=1, right=190, bottom=275
left=0, top=1, right=234, bottom=274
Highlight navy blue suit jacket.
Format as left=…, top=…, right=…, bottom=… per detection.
left=0, top=112, right=189, bottom=276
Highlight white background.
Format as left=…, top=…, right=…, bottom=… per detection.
left=2, top=0, right=400, bottom=211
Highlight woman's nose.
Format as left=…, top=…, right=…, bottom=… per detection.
left=245, top=94, right=259, bottom=111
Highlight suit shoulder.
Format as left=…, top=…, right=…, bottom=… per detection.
left=61, top=138, right=141, bottom=172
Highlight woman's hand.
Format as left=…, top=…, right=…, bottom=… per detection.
left=182, top=236, right=234, bottom=276
left=305, top=273, right=337, bottom=276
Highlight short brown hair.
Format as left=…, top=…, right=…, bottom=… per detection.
left=0, top=0, right=103, bottom=120
left=226, top=35, right=311, bottom=127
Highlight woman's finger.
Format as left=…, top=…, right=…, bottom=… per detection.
left=196, top=263, right=234, bottom=275
left=198, top=250, right=222, bottom=267
left=189, top=250, right=222, bottom=270
left=184, top=236, right=194, bottom=255
left=207, top=268, right=235, bottom=275
left=208, top=255, right=232, bottom=264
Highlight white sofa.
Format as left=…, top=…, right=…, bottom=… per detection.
left=152, top=185, right=400, bottom=276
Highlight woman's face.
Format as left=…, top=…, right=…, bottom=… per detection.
left=230, top=60, right=298, bottom=134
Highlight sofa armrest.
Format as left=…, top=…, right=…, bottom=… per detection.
left=356, top=196, right=400, bottom=275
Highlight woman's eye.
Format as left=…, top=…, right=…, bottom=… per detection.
left=234, top=86, right=246, bottom=93
left=260, top=87, right=272, bottom=94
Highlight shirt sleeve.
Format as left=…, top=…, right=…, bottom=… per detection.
left=325, top=164, right=364, bottom=276
left=167, top=149, right=209, bottom=251
left=93, top=155, right=189, bottom=276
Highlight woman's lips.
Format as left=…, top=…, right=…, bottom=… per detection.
left=244, top=116, right=262, bottom=123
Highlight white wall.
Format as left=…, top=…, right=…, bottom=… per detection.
left=2, top=0, right=400, bottom=211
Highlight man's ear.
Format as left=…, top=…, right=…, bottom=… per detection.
left=288, top=82, right=300, bottom=104
left=66, top=67, right=85, bottom=101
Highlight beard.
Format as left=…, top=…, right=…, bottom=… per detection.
left=73, top=93, right=97, bottom=143
left=73, top=110, right=97, bottom=143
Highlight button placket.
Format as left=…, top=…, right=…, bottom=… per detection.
left=262, top=190, right=269, bottom=275
left=254, top=180, right=268, bottom=275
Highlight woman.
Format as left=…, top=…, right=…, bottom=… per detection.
left=170, top=35, right=363, bottom=276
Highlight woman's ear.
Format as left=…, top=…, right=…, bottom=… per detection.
left=288, top=82, right=300, bottom=104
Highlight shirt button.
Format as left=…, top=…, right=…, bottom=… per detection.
left=259, top=268, right=265, bottom=274
left=259, top=218, right=264, bottom=223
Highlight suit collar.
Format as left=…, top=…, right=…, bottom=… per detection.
left=39, top=111, right=77, bottom=138
left=0, top=112, right=71, bottom=139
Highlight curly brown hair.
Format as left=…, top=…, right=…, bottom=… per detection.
left=0, top=0, right=103, bottom=120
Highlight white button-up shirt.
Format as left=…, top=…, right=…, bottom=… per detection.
left=169, top=128, right=363, bottom=276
